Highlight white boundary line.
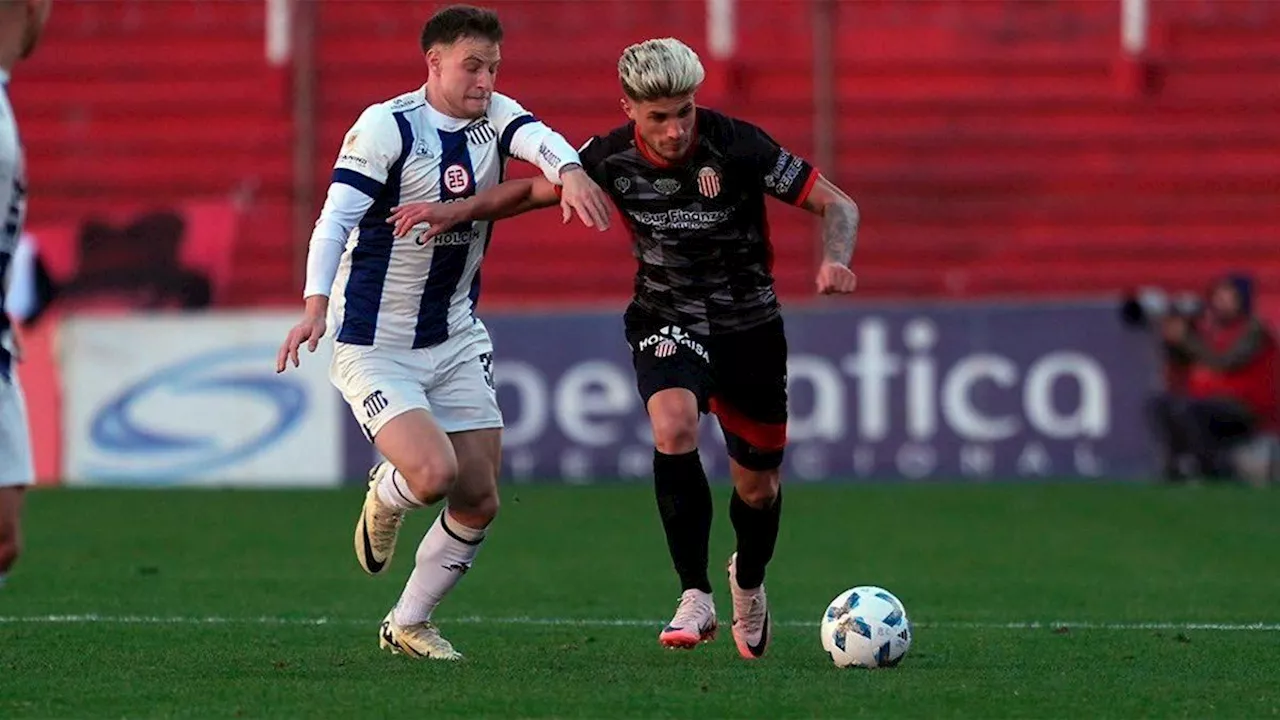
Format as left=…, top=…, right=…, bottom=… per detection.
left=1, top=615, right=1277, bottom=631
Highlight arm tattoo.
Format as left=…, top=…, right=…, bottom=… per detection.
left=822, top=199, right=859, bottom=265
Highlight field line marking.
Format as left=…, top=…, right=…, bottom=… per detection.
left=1, top=615, right=1278, bottom=631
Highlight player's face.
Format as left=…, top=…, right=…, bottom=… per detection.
left=1210, top=283, right=1242, bottom=320
left=427, top=36, right=501, bottom=119
left=20, top=0, right=52, bottom=59
left=625, top=93, right=697, bottom=162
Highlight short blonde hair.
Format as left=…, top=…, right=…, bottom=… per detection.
left=618, top=38, right=705, bottom=102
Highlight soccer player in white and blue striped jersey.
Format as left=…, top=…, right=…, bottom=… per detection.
left=0, top=0, right=51, bottom=591
left=275, top=5, right=611, bottom=660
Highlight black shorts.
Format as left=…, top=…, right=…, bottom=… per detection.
left=624, top=303, right=788, bottom=469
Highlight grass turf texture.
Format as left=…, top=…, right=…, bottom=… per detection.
left=2, top=483, right=1278, bottom=718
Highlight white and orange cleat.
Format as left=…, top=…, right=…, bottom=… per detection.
left=658, top=589, right=718, bottom=649
left=727, top=552, right=772, bottom=659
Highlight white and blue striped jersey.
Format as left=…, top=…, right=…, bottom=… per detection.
left=309, top=86, right=578, bottom=349
left=0, top=69, right=27, bottom=379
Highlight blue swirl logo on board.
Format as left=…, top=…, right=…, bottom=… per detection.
left=85, top=345, right=307, bottom=481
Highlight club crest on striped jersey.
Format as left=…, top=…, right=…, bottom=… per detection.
left=697, top=166, right=722, bottom=199
left=464, top=119, right=497, bottom=145
left=443, top=164, right=472, bottom=194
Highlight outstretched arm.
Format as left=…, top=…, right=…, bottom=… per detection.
left=489, top=93, right=612, bottom=230
left=799, top=174, right=861, bottom=294
left=387, top=177, right=563, bottom=239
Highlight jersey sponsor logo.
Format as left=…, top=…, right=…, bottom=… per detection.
left=416, top=228, right=479, bottom=247
left=763, top=150, right=792, bottom=189
left=697, top=166, right=722, bottom=198
left=444, top=164, right=472, bottom=194
left=776, top=153, right=806, bottom=195
left=412, top=198, right=477, bottom=247
left=338, top=154, right=369, bottom=168
left=628, top=207, right=733, bottom=231
left=614, top=176, right=633, bottom=194
left=342, top=131, right=360, bottom=152
left=538, top=145, right=561, bottom=168
left=653, top=177, right=681, bottom=195
left=414, top=139, right=434, bottom=157
left=637, top=325, right=709, bottom=362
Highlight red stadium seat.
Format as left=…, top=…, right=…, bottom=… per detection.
left=9, top=0, right=1280, bottom=310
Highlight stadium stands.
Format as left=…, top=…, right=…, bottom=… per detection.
left=11, top=0, right=1280, bottom=314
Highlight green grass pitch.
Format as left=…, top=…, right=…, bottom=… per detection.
left=2, top=483, right=1279, bottom=718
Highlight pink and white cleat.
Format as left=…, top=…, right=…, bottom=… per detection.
left=727, top=552, right=772, bottom=659
left=658, top=589, right=718, bottom=649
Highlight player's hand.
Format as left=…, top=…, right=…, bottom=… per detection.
left=387, top=201, right=468, bottom=240
left=558, top=168, right=611, bottom=231
left=816, top=261, right=858, bottom=295
left=276, top=303, right=327, bottom=373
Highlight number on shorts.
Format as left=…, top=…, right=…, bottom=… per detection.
left=478, top=352, right=494, bottom=390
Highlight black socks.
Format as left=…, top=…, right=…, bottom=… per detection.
left=653, top=450, right=714, bottom=594
left=729, top=488, right=782, bottom=590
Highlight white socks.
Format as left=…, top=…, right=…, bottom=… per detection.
left=392, top=511, right=486, bottom=626
left=372, top=463, right=488, bottom=626
left=375, top=466, right=424, bottom=511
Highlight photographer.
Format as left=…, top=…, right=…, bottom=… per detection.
left=1147, top=274, right=1277, bottom=481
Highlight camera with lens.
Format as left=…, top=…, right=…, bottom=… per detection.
left=1119, top=287, right=1204, bottom=329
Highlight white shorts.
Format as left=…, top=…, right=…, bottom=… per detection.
left=0, top=371, right=35, bottom=488
left=330, top=321, right=503, bottom=441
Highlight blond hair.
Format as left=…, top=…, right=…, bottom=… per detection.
left=618, top=38, right=705, bottom=102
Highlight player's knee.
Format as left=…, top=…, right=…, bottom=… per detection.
left=399, top=453, right=459, bottom=501
left=735, top=471, right=780, bottom=509
left=448, top=483, right=499, bottom=527
left=651, top=410, right=700, bottom=454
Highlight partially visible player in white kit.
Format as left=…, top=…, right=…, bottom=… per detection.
left=0, top=0, right=52, bottom=591
left=275, top=5, right=611, bottom=659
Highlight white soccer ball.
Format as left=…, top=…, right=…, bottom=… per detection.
left=820, top=586, right=912, bottom=668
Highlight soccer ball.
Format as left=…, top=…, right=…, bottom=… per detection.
left=820, top=586, right=912, bottom=668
